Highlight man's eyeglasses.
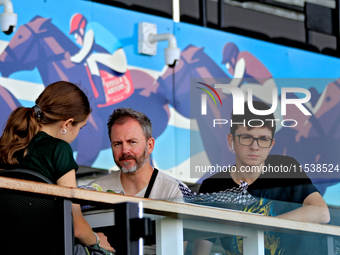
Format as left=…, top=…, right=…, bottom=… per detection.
left=233, top=134, right=273, bottom=148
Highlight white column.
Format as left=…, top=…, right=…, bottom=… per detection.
left=155, top=216, right=184, bottom=255
left=243, top=229, right=265, bottom=255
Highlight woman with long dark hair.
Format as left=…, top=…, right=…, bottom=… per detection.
left=0, top=81, right=114, bottom=253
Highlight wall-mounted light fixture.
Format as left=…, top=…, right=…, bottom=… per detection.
left=0, top=0, right=17, bottom=35
left=138, top=22, right=181, bottom=67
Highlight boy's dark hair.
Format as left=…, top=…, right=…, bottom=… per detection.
left=230, top=101, right=276, bottom=138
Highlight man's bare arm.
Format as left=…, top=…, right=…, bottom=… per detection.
left=276, top=192, right=330, bottom=223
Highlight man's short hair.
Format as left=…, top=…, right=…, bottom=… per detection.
left=107, top=108, right=152, bottom=140
left=230, top=101, right=276, bottom=138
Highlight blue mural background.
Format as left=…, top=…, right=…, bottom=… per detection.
left=0, top=0, right=340, bottom=206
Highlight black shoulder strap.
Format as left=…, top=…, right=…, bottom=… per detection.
left=144, top=168, right=159, bottom=198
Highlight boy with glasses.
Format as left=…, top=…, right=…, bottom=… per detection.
left=196, top=101, right=330, bottom=255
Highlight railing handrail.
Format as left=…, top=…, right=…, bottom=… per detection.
left=1, top=176, right=339, bottom=237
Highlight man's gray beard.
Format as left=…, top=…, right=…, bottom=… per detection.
left=118, top=147, right=149, bottom=173
left=121, top=164, right=138, bottom=174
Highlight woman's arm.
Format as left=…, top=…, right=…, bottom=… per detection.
left=57, top=170, right=114, bottom=252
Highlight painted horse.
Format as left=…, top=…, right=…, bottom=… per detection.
left=0, top=16, right=231, bottom=171
left=271, top=79, right=340, bottom=194
left=2, top=15, right=337, bottom=195
left=0, top=85, right=21, bottom=131
left=0, top=16, right=169, bottom=166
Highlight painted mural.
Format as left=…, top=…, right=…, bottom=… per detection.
left=1, top=0, right=340, bottom=206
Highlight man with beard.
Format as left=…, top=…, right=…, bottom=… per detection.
left=89, top=108, right=185, bottom=201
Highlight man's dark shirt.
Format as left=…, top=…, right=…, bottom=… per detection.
left=198, top=155, right=321, bottom=255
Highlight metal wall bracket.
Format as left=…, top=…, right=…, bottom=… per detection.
left=138, top=22, right=157, bottom=55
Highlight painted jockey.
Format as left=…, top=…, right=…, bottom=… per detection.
left=221, top=42, right=282, bottom=127
left=69, top=13, right=133, bottom=107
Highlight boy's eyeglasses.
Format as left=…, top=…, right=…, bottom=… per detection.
left=234, top=134, right=273, bottom=148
